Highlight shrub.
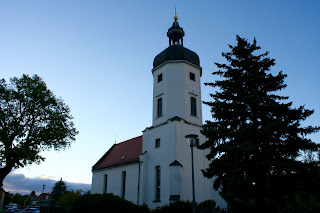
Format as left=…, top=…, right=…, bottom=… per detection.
left=72, top=193, right=149, bottom=213
left=152, top=200, right=193, bottom=213
left=198, top=199, right=216, bottom=210
left=56, top=190, right=82, bottom=207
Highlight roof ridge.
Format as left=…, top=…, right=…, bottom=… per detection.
left=116, top=135, right=142, bottom=145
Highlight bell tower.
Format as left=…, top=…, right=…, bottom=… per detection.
left=151, top=12, right=203, bottom=127
left=139, top=11, right=227, bottom=210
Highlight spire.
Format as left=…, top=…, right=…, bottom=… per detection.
left=174, top=6, right=178, bottom=21
left=167, top=9, right=185, bottom=46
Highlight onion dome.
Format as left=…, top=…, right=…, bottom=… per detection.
left=153, top=12, right=200, bottom=69
left=153, top=45, right=200, bottom=69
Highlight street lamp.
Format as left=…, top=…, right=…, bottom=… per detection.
left=185, top=134, right=198, bottom=213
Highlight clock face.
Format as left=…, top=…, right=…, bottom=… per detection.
left=190, top=86, right=197, bottom=95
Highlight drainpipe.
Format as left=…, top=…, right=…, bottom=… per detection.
left=137, top=161, right=141, bottom=205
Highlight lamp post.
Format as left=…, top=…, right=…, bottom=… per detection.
left=185, top=134, right=198, bottom=213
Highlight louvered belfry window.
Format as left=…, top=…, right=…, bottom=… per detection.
left=157, top=98, right=163, bottom=117
left=191, top=97, right=197, bottom=116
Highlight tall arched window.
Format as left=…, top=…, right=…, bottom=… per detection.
left=155, top=166, right=161, bottom=201
left=157, top=98, right=163, bottom=117
left=191, top=97, right=197, bottom=116
left=121, top=171, right=126, bottom=199
left=104, top=174, right=108, bottom=193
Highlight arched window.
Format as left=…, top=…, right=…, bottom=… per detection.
left=155, top=166, right=161, bottom=201
left=157, top=98, right=163, bottom=117
left=121, top=171, right=126, bottom=198
left=191, top=97, right=197, bottom=116
left=104, top=174, right=108, bottom=193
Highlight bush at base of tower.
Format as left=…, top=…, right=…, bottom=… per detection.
left=71, top=193, right=149, bottom=213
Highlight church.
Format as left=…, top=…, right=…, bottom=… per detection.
left=91, top=13, right=227, bottom=210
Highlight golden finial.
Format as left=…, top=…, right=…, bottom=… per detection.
left=173, top=6, right=178, bottom=21
left=174, top=13, right=178, bottom=21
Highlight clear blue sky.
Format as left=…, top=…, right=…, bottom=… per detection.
left=1, top=0, right=319, bottom=194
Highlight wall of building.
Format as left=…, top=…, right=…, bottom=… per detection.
left=140, top=119, right=227, bottom=209
left=91, top=163, right=140, bottom=204
left=175, top=121, right=227, bottom=208
left=91, top=56, right=227, bottom=209
left=140, top=121, right=177, bottom=209
left=152, top=62, right=202, bottom=127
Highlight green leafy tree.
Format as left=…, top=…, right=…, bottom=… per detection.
left=0, top=74, right=78, bottom=187
left=11, top=193, right=31, bottom=206
left=56, top=190, right=82, bottom=207
left=12, top=193, right=23, bottom=205
left=51, top=178, right=68, bottom=201
left=23, top=194, right=31, bottom=206
left=200, top=35, right=320, bottom=212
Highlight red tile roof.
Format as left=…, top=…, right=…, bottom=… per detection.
left=39, top=193, right=51, bottom=200
left=92, top=136, right=143, bottom=171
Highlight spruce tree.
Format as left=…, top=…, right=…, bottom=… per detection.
left=51, top=178, right=68, bottom=201
left=200, top=35, right=320, bottom=212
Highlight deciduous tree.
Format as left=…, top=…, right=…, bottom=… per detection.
left=0, top=74, right=78, bottom=187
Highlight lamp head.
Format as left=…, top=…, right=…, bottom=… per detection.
left=185, top=134, right=198, bottom=147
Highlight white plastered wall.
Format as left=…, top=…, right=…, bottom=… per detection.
left=152, top=62, right=202, bottom=127
left=140, top=119, right=227, bottom=209
left=91, top=163, right=140, bottom=204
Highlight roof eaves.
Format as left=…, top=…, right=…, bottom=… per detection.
left=92, top=158, right=140, bottom=171
left=92, top=144, right=116, bottom=171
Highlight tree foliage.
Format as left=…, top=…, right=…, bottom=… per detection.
left=56, top=190, right=82, bottom=207
left=51, top=178, right=68, bottom=201
left=11, top=193, right=23, bottom=205
left=11, top=193, right=31, bottom=206
left=0, top=74, right=78, bottom=187
left=200, top=35, right=320, bottom=212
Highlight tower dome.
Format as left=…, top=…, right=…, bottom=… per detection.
left=153, top=12, right=200, bottom=69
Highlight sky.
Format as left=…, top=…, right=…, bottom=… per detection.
left=1, top=0, right=319, bottom=195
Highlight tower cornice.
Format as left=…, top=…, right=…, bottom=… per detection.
left=151, top=60, right=202, bottom=76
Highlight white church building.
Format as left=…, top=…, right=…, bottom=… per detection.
left=91, top=13, right=227, bottom=209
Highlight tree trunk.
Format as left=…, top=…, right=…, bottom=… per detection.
left=252, top=107, right=265, bottom=212
left=0, top=165, right=13, bottom=189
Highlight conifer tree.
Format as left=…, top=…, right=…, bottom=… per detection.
left=51, top=178, right=68, bottom=201
left=200, top=35, right=320, bottom=212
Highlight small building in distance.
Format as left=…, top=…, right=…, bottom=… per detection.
left=37, top=193, right=54, bottom=207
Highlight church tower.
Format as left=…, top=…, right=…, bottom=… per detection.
left=152, top=12, right=202, bottom=127
left=139, top=12, right=225, bottom=209
left=91, top=11, right=226, bottom=211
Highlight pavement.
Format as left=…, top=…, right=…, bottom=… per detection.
left=1, top=210, right=24, bottom=213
